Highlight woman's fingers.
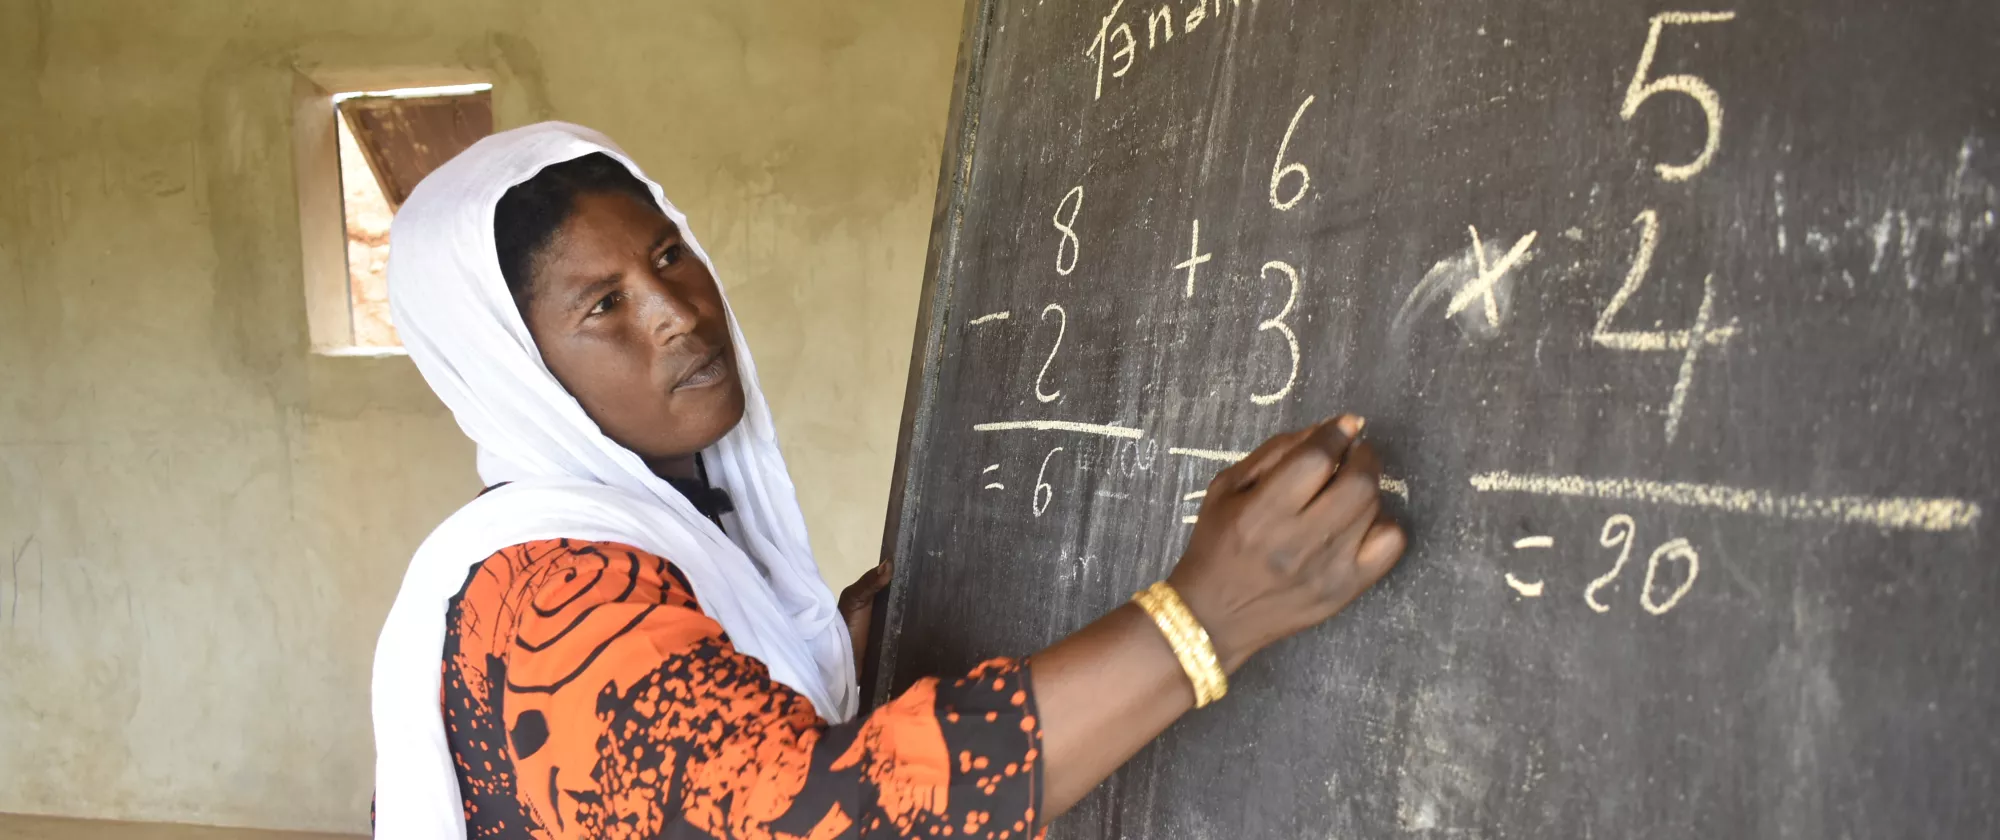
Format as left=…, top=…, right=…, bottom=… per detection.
left=839, top=561, right=893, bottom=613
left=1212, top=422, right=1322, bottom=492
left=1248, top=417, right=1362, bottom=511
left=1356, top=517, right=1408, bottom=579
left=1166, top=414, right=1407, bottom=674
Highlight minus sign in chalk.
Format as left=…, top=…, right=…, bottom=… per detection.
left=983, top=483, right=1005, bottom=491
left=1182, top=490, right=1208, bottom=501
left=1513, top=535, right=1555, bottom=549
left=969, top=311, right=1011, bottom=325
left=1182, top=515, right=1200, bottom=525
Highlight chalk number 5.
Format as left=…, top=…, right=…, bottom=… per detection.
left=1621, top=11, right=1736, bottom=182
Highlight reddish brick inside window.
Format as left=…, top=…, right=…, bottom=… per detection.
left=332, top=85, right=493, bottom=349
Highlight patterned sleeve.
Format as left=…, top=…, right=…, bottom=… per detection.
left=442, top=539, right=1042, bottom=840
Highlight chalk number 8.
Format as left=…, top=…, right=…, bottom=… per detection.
left=1622, top=11, right=1736, bottom=182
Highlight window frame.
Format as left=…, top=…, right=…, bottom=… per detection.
left=290, top=67, right=491, bottom=356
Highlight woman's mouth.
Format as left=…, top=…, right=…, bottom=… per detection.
left=674, top=348, right=730, bottom=391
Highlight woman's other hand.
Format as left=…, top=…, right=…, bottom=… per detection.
left=1169, top=414, right=1407, bottom=672
left=838, top=560, right=893, bottom=664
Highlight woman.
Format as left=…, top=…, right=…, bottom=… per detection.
left=372, top=122, right=1405, bottom=840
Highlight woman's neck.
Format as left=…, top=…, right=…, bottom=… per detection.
left=646, top=454, right=702, bottom=482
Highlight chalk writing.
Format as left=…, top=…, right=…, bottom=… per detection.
left=1054, top=187, right=1085, bottom=276
left=1622, top=11, right=1738, bottom=182
left=1035, top=304, right=1068, bottom=403
left=1110, top=438, right=1161, bottom=477
left=1169, top=446, right=1410, bottom=499
left=970, top=311, right=1011, bottom=325
left=1446, top=226, right=1538, bottom=328
left=1085, top=0, right=1261, bottom=102
left=1086, top=1, right=1136, bottom=101
left=1469, top=471, right=1981, bottom=532
left=1584, top=514, right=1637, bottom=613
left=1593, top=210, right=1739, bottom=443
left=1504, top=574, right=1545, bottom=598
left=1034, top=447, right=1067, bottom=517
left=976, top=420, right=1146, bottom=439
left=1271, top=96, right=1315, bottom=210
left=1249, top=260, right=1302, bottom=405
left=1592, top=211, right=1739, bottom=352
left=1663, top=274, right=1717, bottom=444
left=1168, top=446, right=1246, bottom=462
left=1641, top=537, right=1700, bottom=614
left=1176, top=219, right=1212, bottom=298
left=1584, top=515, right=1701, bottom=615
left=1505, top=535, right=1552, bottom=597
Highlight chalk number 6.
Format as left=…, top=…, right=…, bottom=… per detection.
left=1270, top=96, right=1315, bottom=210
left=1621, top=11, right=1736, bottom=182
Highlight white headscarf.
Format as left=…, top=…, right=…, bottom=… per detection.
left=370, top=122, right=856, bottom=840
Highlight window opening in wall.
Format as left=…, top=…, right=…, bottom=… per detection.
left=323, top=82, right=493, bottom=351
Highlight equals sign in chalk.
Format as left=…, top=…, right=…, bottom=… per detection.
left=1180, top=489, right=1207, bottom=524
left=1505, top=536, right=1553, bottom=598
left=982, top=464, right=1003, bottom=491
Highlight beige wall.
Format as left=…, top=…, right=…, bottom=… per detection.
left=0, top=0, right=960, bottom=833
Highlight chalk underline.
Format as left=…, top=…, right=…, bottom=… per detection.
left=1470, top=470, right=1981, bottom=533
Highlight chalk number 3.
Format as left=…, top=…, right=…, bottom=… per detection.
left=1249, top=261, right=1301, bottom=405
left=1622, top=11, right=1736, bottom=182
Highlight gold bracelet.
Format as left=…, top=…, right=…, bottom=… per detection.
left=1131, top=581, right=1228, bottom=708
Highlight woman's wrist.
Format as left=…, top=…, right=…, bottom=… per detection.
left=1158, top=575, right=1257, bottom=676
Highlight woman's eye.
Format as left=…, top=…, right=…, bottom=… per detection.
left=589, top=292, right=621, bottom=316
left=654, top=244, right=682, bottom=271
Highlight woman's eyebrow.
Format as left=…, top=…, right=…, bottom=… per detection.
left=570, top=273, right=622, bottom=311
left=651, top=224, right=678, bottom=252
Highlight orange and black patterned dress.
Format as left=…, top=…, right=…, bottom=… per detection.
left=439, top=539, right=1042, bottom=840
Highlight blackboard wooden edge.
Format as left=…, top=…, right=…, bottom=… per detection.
left=861, top=0, right=998, bottom=713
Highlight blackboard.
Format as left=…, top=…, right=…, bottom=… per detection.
left=868, top=0, right=1999, bottom=836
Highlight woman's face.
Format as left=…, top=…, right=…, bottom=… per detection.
left=518, top=190, right=746, bottom=465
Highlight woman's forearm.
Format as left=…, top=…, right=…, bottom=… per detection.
left=1029, top=603, right=1206, bottom=821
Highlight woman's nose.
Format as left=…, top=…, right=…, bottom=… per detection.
left=637, top=275, right=698, bottom=343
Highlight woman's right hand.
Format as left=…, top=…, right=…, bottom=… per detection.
left=1028, top=414, right=1406, bottom=822
left=1167, top=415, right=1407, bottom=673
